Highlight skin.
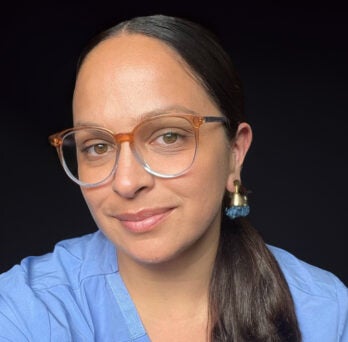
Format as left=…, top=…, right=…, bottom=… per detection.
left=73, top=33, right=252, bottom=340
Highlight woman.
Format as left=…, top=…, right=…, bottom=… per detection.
left=0, top=14, right=347, bottom=341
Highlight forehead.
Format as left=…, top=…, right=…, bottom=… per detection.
left=76, top=33, right=196, bottom=88
left=73, top=33, right=218, bottom=127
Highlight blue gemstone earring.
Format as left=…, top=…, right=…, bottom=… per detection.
left=225, top=179, right=250, bottom=219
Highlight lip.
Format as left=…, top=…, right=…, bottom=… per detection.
left=114, top=207, right=174, bottom=233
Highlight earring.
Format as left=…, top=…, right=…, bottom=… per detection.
left=225, top=179, right=250, bottom=219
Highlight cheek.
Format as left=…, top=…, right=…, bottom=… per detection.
left=80, top=187, right=108, bottom=225
left=174, top=143, right=231, bottom=213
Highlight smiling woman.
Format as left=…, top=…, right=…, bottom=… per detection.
left=0, top=14, right=347, bottom=342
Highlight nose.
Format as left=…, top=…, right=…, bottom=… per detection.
left=111, top=143, right=154, bottom=198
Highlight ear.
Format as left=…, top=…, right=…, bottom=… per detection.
left=226, top=122, right=253, bottom=192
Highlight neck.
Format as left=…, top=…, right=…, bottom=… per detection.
left=117, top=228, right=219, bottom=319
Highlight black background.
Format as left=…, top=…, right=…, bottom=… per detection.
left=1, top=3, right=347, bottom=285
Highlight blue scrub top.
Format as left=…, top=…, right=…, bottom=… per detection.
left=0, top=231, right=347, bottom=341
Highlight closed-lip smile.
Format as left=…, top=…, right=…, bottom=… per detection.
left=114, top=207, right=174, bottom=233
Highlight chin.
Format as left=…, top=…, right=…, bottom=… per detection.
left=120, top=244, right=188, bottom=267
left=130, top=250, right=177, bottom=265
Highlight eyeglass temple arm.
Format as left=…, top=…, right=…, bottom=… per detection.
left=204, top=116, right=241, bottom=134
left=204, top=116, right=228, bottom=124
left=204, top=116, right=234, bottom=130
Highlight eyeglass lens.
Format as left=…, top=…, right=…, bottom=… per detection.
left=60, top=116, right=198, bottom=186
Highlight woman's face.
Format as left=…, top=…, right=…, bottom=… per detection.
left=73, top=33, right=251, bottom=266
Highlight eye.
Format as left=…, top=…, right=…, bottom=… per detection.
left=151, top=129, right=188, bottom=147
left=146, top=127, right=195, bottom=151
left=92, top=143, right=109, bottom=154
left=81, top=141, right=114, bottom=158
left=161, top=132, right=179, bottom=144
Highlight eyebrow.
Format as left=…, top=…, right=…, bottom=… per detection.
left=138, top=105, right=200, bottom=120
left=74, top=105, right=201, bottom=128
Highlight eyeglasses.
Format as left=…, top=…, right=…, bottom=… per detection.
left=49, top=113, right=228, bottom=187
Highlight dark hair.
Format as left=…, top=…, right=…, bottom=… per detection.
left=77, top=14, right=301, bottom=341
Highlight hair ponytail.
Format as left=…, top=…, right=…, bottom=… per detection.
left=209, top=215, right=302, bottom=341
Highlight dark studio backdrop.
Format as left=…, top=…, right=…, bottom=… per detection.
left=1, top=3, right=347, bottom=285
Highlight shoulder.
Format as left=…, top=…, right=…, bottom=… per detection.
left=268, top=245, right=348, bottom=341
left=0, top=231, right=117, bottom=340
left=268, top=245, right=346, bottom=297
left=0, top=230, right=115, bottom=290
